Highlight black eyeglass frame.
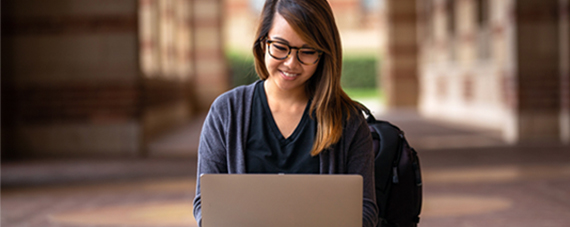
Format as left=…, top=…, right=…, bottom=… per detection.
left=265, top=39, right=323, bottom=65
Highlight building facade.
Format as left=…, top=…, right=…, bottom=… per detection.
left=2, top=0, right=567, bottom=160
left=2, top=0, right=229, bottom=159
left=412, top=0, right=569, bottom=143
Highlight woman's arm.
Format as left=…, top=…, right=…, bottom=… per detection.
left=346, top=116, right=379, bottom=227
left=192, top=82, right=255, bottom=226
left=192, top=99, right=229, bottom=226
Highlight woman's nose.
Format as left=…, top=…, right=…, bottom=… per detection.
left=283, top=50, right=301, bottom=67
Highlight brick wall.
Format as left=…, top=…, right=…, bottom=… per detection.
left=383, top=0, right=419, bottom=108
left=516, top=0, right=562, bottom=141
left=418, top=0, right=518, bottom=137
left=138, top=0, right=197, bottom=153
left=193, top=0, right=229, bottom=111
left=2, top=0, right=230, bottom=159
left=11, top=84, right=139, bottom=123
left=560, top=0, right=570, bottom=143
left=418, top=0, right=568, bottom=143
left=2, top=0, right=142, bottom=158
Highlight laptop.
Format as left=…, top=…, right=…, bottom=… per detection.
left=200, top=174, right=362, bottom=227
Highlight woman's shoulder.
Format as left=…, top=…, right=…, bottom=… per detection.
left=341, top=101, right=369, bottom=134
left=211, top=80, right=261, bottom=108
left=344, top=101, right=367, bottom=123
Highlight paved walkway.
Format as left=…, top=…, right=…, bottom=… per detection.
left=2, top=105, right=570, bottom=227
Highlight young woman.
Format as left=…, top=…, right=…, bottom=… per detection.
left=193, top=0, right=378, bottom=226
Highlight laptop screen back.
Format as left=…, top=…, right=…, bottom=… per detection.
left=200, top=174, right=362, bottom=227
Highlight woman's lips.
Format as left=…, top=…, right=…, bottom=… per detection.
left=281, top=70, right=299, bottom=79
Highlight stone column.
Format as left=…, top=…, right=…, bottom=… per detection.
left=382, top=0, right=419, bottom=108
left=2, top=0, right=141, bottom=158
left=193, top=0, right=229, bottom=111
left=515, top=0, right=562, bottom=142
left=560, top=0, right=570, bottom=144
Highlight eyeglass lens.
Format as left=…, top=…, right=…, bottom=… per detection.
left=268, top=41, right=320, bottom=65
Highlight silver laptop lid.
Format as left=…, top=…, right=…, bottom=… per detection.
left=200, top=174, right=362, bottom=227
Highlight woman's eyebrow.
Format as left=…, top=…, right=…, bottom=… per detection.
left=270, top=36, right=312, bottom=48
left=270, top=36, right=289, bottom=44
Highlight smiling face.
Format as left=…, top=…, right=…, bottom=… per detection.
left=264, top=12, right=319, bottom=97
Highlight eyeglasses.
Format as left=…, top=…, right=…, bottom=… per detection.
left=266, top=39, right=323, bottom=65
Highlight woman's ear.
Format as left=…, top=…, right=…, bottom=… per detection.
left=259, top=38, right=267, bottom=52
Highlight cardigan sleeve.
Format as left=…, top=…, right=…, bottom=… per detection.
left=346, top=115, right=379, bottom=227
left=192, top=82, right=257, bottom=226
left=192, top=95, right=229, bottom=226
left=319, top=110, right=378, bottom=227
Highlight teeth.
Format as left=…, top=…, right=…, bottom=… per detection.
left=283, top=72, right=298, bottom=77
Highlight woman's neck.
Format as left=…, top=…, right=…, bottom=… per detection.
left=263, top=80, right=308, bottom=108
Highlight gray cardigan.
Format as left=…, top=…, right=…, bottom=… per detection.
left=193, top=81, right=378, bottom=227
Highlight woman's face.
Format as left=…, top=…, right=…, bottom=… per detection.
left=264, top=12, right=319, bottom=95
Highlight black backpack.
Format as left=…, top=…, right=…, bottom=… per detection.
left=361, top=106, right=423, bottom=227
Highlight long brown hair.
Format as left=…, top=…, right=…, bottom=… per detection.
left=252, top=0, right=359, bottom=156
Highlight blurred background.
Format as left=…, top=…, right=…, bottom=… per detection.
left=1, top=0, right=569, bottom=226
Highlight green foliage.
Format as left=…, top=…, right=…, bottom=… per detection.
left=344, top=88, right=380, bottom=100
left=344, top=88, right=385, bottom=104
left=341, top=56, right=379, bottom=89
left=227, top=52, right=258, bottom=87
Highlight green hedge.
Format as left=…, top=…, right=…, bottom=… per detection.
left=227, top=54, right=379, bottom=89
left=341, top=56, right=379, bottom=89
left=227, top=53, right=257, bottom=87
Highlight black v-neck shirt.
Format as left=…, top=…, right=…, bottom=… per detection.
left=245, top=81, right=319, bottom=173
